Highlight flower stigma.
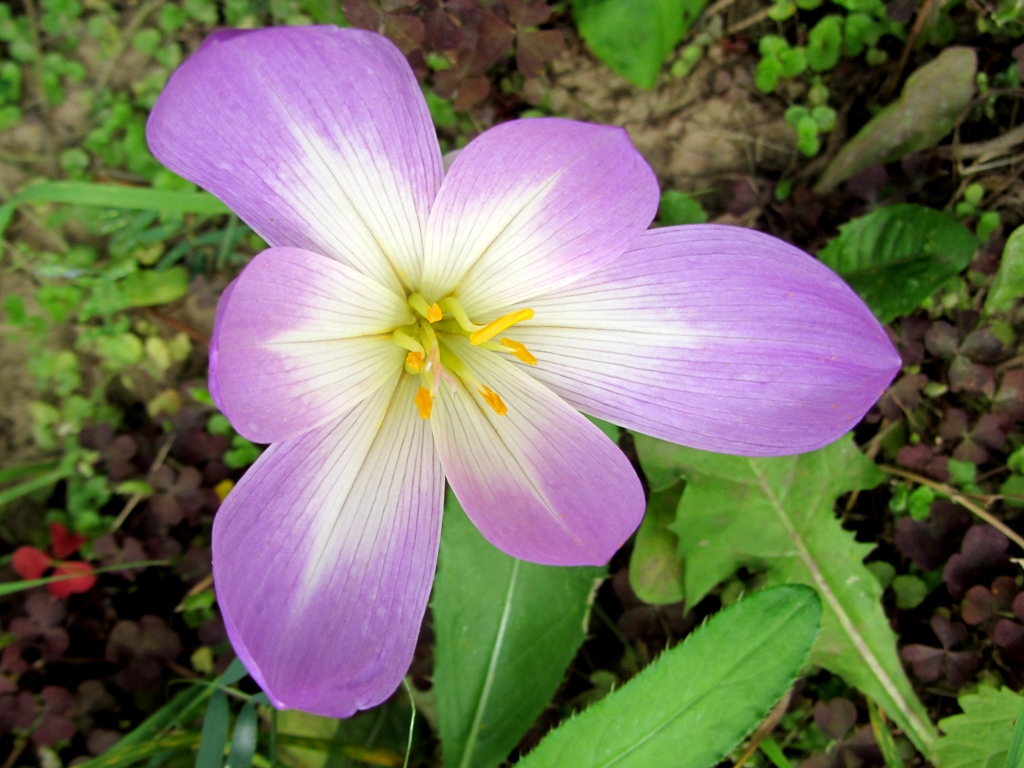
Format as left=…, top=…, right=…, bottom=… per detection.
left=395, top=294, right=536, bottom=419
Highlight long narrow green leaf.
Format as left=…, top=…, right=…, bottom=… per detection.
left=0, top=560, right=167, bottom=597
left=10, top=181, right=229, bottom=214
left=196, top=690, right=229, bottom=768
left=433, top=494, right=604, bottom=768
left=227, top=701, right=259, bottom=768
left=0, top=460, right=61, bottom=486
left=0, top=466, right=75, bottom=507
left=517, top=586, right=821, bottom=768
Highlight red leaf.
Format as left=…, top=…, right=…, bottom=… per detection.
left=49, top=522, right=85, bottom=559
left=12, top=547, right=52, bottom=580
left=47, top=562, right=97, bottom=599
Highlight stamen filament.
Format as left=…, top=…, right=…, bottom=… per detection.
left=439, top=297, right=483, bottom=334
left=470, top=308, right=534, bottom=345
left=500, top=338, right=537, bottom=365
left=407, top=292, right=432, bottom=319
left=392, top=327, right=424, bottom=355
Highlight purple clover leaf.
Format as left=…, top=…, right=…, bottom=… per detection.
left=943, top=524, right=1013, bottom=600
left=147, top=27, right=901, bottom=716
left=901, top=614, right=979, bottom=688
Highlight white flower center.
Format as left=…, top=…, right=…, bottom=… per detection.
left=390, top=292, right=536, bottom=419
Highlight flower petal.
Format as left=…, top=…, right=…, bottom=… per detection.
left=420, top=118, right=659, bottom=316
left=211, top=247, right=409, bottom=444
left=430, top=338, right=644, bottom=566
left=213, top=376, right=444, bottom=717
left=147, top=27, right=442, bottom=291
left=513, top=225, right=901, bottom=455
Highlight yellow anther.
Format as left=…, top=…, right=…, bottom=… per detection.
left=500, top=338, right=537, bottom=366
left=478, top=385, right=508, bottom=416
left=427, top=303, right=443, bottom=323
left=405, top=351, right=424, bottom=372
left=470, top=308, right=534, bottom=346
left=415, top=386, right=433, bottom=419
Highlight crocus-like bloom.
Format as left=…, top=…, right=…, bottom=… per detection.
left=147, top=26, right=900, bottom=717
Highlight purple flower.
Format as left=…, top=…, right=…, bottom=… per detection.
left=147, top=26, right=899, bottom=717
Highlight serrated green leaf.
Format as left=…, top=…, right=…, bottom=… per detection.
left=933, top=686, right=1023, bottom=768
left=634, top=434, right=937, bottom=756
left=573, top=0, right=708, bottom=89
left=517, top=586, right=821, bottom=768
left=817, top=204, right=978, bottom=324
left=433, top=494, right=604, bottom=768
left=987, top=224, right=1024, bottom=314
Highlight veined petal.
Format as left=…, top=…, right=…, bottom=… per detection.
left=420, top=118, right=659, bottom=316
left=213, top=247, right=409, bottom=444
left=513, top=225, right=901, bottom=456
left=147, top=27, right=443, bottom=291
left=213, top=376, right=444, bottom=717
left=430, top=338, right=644, bottom=565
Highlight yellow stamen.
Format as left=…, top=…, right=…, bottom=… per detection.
left=470, top=308, right=534, bottom=346
left=478, top=385, right=508, bottom=416
left=405, top=351, right=424, bottom=372
left=415, top=386, right=433, bottom=419
left=427, top=302, right=443, bottom=323
left=500, top=338, right=537, bottom=365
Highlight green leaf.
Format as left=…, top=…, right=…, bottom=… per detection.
left=987, top=224, right=1024, bottom=313
left=196, top=689, right=229, bottom=768
left=117, top=266, right=190, bottom=309
left=227, top=701, right=259, bottom=768
left=933, top=686, right=1024, bottom=768
left=517, top=586, right=821, bottom=768
left=628, top=481, right=686, bottom=604
left=433, top=494, right=604, bottom=768
left=817, top=204, right=978, bottom=324
left=657, top=190, right=708, bottom=225
left=634, top=434, right=937, bottom=756
left=573, top=0, right=708, bottom=89
left=807, top=15, right=843, bottom=72
left=816, top=47, right=977, bottom=192
left=1005, top=695, right=1024, bottom=768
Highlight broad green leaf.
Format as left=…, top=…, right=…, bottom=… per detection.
left=634, top=434, right=938, bottom=756
left=1005, top=695, right=1024, bottom=768
left=987, top=224, right=1024, bottom=313
left=817, top=204, right=978, bottom=324
left=572, top=0, right=708, bottom=88
left=628, top=481, right=686, bottom=604
left=196, top=689, right=229, bottom=768
left=933, top=686, right=1024, bottom=768
left=815, top=47, right=976, bottom=192
left=517, top=586, right=821, bottom=768
left=433, top=494, right=604, bottom=768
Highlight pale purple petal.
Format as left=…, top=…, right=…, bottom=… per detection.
left=213, top=247, right=409, bottom=444
left=147, top=27, right=442, bottom=291
left=213, top=376, right=444, bottom=717
left=420, top=118, right=659, bottom=317
left=513, top=225, right=901, bottom=456
left=430, top=337, right=644, bottom=565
